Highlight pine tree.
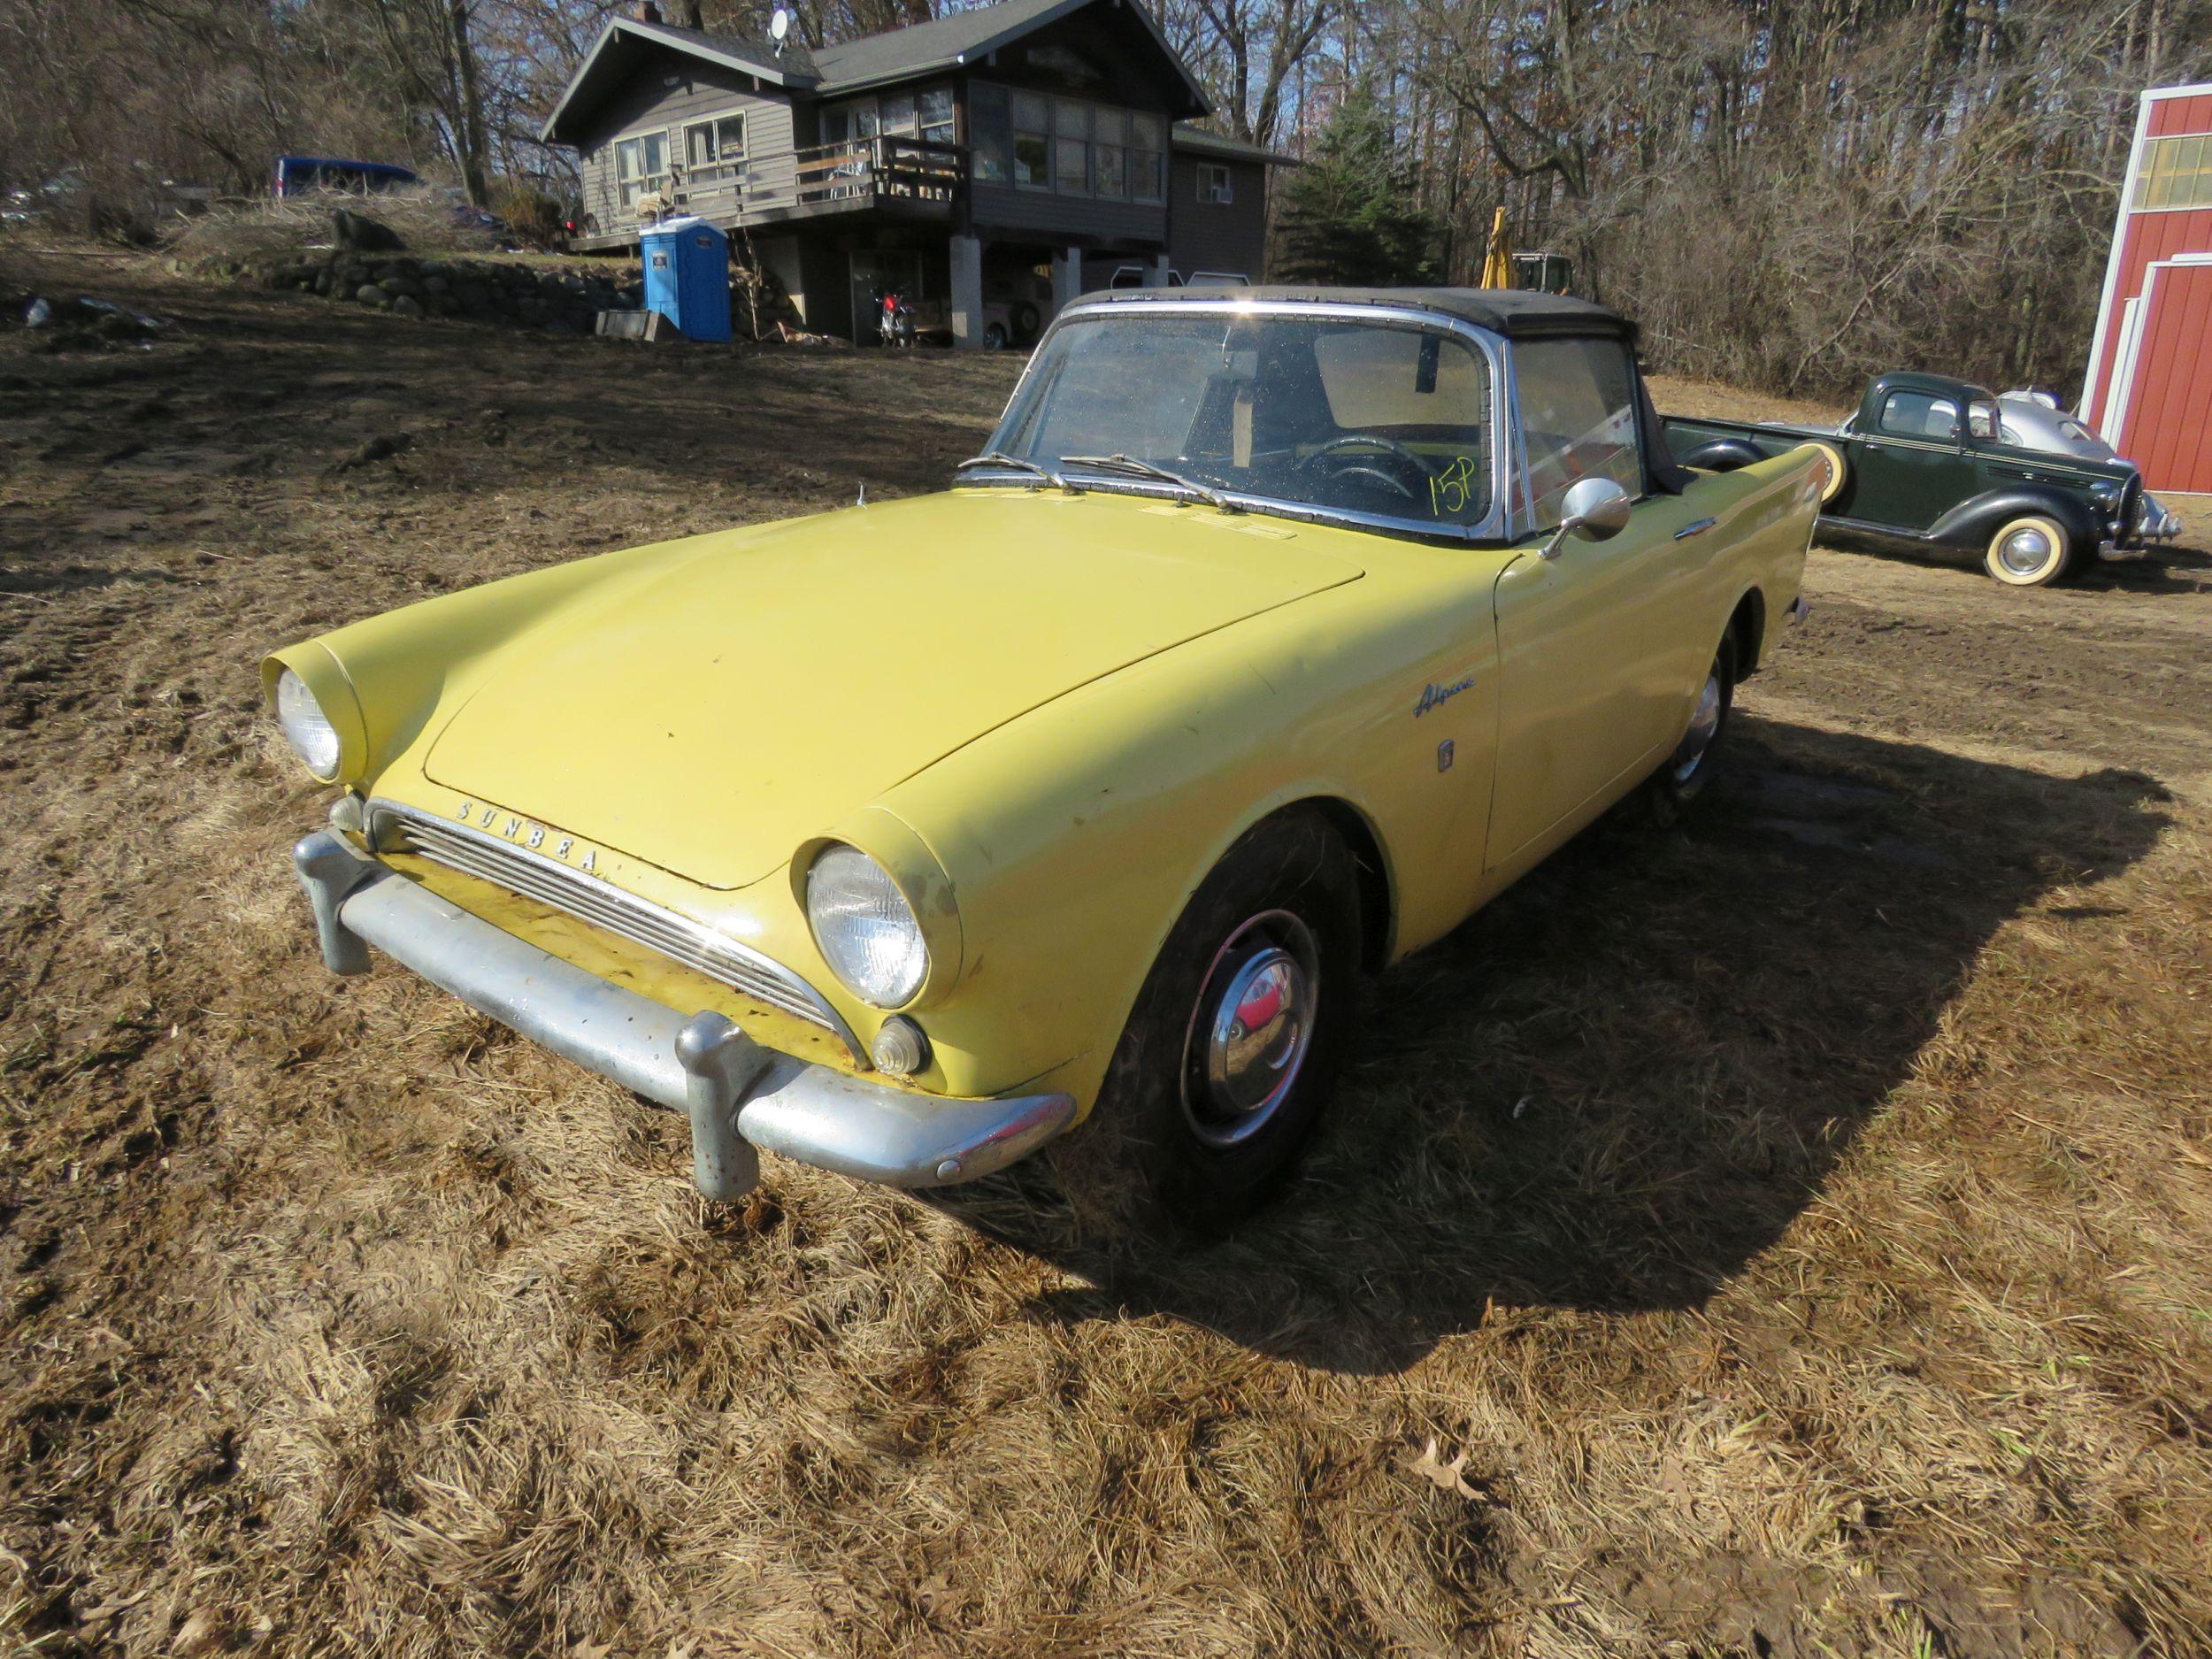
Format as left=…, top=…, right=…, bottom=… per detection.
left=1271, top=88, right=1443, bottom=286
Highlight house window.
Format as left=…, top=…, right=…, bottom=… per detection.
left=971, top=84, right=1010, bottom=181
left=976, top=86, right=1161, bottom=201
left=879, top=92, right=918, bottom=137
left=1197, top=162, right=1233, bottom=204
left=614, top=131, right=668, bottom=209
left=919, top=87, right=956, bottom=144
left=2133, top=133, right=2212, bottom=211
left=1091, top=107, right=1126, bottom=198
left=1129, top=113, right=1164, bottom=204
left=1013, top=90, right=1051, bottom=188
left=684, top=115, right=745, bottom=170
left=1054, top=97, right=1090, bottom=193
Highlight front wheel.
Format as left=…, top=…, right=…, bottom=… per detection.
left=982, top=321, right=1009, bottom=349
left=1984, top=514, right=2073, bottom=588
left=1050, top=813, right=1362, bottom=1240
left=1640, top=635, right=1736, bottom=827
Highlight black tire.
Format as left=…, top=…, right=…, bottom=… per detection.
left=1640, top=634, right=1737, bottom=827
left=1012, top=301, right=1041, bottom=341
left=983, top=321, right=1009, bottom=349
left=1050, top=812, right=1363, bottom=1241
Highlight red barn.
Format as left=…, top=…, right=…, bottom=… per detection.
left=2082, top=81, right=2212, bottom=494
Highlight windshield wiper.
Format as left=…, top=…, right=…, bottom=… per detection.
left=956, top=450, right=1080, bottom=493
left=1060, top=453, right=1242, bottom=513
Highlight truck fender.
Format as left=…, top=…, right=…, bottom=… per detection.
left=1926, top=488, right=2101, bottom=556
left=1677, top=437, right=1765, bottom=473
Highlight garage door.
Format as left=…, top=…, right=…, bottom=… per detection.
left=2114, top=259, right=2212, bottom=494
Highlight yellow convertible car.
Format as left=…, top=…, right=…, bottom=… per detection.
left=269, top=288, right=1820, bottom=1227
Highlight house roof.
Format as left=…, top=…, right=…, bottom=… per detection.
left=542, top=0, right=1208, bottom=145
left=1170, top=122, right=1300, bottom=166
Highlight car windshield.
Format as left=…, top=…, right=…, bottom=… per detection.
left=983, top=310, right=1496, bottom=530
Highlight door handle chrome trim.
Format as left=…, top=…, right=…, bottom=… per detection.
left=1673, top=517, right=1719, bottom=540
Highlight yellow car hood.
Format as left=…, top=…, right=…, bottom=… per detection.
left=423, top=491, right=1363, bottom=889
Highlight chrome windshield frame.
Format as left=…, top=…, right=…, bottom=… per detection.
left=971, top=296, right=1516, bottom=547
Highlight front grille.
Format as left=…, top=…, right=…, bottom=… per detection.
left=370, top=802, right=862, bottom=1060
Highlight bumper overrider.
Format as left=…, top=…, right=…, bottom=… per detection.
left=291, top=831, right=1076, bottom=1201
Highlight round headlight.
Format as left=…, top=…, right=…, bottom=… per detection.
left=806, top=844, right=928, bottom=1008
left=274, top=668, right=342, bottom=780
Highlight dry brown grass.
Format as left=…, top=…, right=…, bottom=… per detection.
left=163, top=188, right=515, bottom=270
left=1, top=254, right=2209, bottom=1658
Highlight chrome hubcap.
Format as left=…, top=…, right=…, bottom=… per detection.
left=1181, top=910, right=1319, bottom=1148
left=1999, top=526, right=2053, bottom=576
left=1673, top=671, right=1723, bottom=785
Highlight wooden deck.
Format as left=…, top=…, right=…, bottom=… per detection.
left=573, top=135, right=964, bottom=251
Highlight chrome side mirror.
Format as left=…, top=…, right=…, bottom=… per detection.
left=1539, top=477, right=1634, bottom=560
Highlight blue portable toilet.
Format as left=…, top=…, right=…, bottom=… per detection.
left=640, top=216, right=733, bottom=342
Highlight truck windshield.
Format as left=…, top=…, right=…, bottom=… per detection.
left=984, top=311, right=1496, bottom=530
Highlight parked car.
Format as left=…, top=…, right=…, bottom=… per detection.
left=271, top=288, right=1818, bottom=1231
left=273, top=157, right=420, bottom=198
left=1107, top=265, right=1252, bottom=290
left=1663, top=371, right=2176, bottom=588
left=1995, top=391, right=2185, bottom=541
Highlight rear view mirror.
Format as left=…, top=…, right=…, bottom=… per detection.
left=1539, top=477, right=1634, bottom=560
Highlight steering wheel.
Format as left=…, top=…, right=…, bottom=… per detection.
left=1301, top=434, right=1434, bottom=503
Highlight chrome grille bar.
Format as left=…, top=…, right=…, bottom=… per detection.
left=367, top=801, right=864, bottom=1064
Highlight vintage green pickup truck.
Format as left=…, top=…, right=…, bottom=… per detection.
left=1663, top=372, right=2171, bottom=588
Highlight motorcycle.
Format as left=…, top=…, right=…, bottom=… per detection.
left=878, top=288, right=916, bottom=349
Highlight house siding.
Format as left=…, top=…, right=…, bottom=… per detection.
left=968, top=181, right=1166, bottom=246
left=576, top=58, right=798, bottom=235
left=1169, top=152, right=1266, bottom=279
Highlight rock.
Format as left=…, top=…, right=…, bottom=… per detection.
left=422, top=274, right=449, bottom=295
left=390, top=295, right=423, bottom=318
left=355, top=284, right=389, bottom=306
left=426, top=292, right=459, bottom=317
left=333, top=432, right=413, bottom=471
left=333, top=208, right=403, bottom=252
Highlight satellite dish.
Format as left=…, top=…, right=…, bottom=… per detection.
left=769, top=5, right=791, bottom=50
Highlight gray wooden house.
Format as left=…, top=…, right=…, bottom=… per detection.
left=539, top=0, right=1296, bottom=345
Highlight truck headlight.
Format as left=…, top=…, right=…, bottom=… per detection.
left=274, top=668, right=343, bottom=780
left=806, top=844, right=929, bottom=1007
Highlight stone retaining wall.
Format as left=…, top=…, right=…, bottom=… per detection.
left=257, top=251, right=647, bottom=335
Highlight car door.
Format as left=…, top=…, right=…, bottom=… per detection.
left=1846, top=388, right=1973, bottom=531
left=1487, top=336, right=1710, bottom=872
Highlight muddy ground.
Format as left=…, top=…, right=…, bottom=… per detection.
left=2, top=249, right=2208, bottom=1658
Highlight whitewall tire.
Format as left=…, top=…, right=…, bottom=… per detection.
left=1984, top=515, right=2071, bottom=588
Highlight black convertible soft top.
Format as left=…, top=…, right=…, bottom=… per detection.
left=1079, top=284, right=1637, bottom=342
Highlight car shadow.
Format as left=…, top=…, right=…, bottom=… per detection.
left=925, top=716, right=2172, bottom=1375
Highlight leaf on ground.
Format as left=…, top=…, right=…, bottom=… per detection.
left=1407, top=1435, right=1485, bottom=1499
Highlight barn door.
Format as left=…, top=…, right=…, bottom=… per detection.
left=2114, top=260, right=2212, bottom=493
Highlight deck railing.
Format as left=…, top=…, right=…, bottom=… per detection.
left=588, top=135, right=964, bottom=239
left=791, top=135, right=964, bottom=209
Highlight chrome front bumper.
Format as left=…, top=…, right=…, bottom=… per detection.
left=290, top=831, right=1076, bottom=1201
